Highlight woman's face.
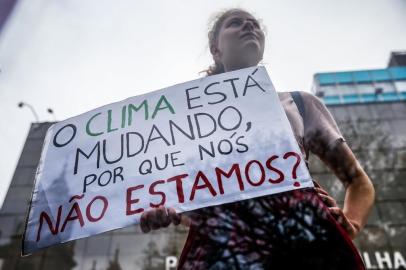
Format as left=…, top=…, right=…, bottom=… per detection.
left=212, top=11, right=265, bottom=71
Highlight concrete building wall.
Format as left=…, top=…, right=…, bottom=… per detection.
left=311, top=100, right=406, bottom=269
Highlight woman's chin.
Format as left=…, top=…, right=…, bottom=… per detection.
left=237, top=47, right=261, bottom=62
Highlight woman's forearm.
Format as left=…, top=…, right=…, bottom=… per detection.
left=342, top=169, right=375, bottom=233
left=320, top=142, right=375, bottom=238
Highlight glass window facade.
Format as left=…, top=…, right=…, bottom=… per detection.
left=353, top=71, right=371, bottom=83
left=389, top=67, right=406, bottom=80
left=371, top=69, right=390, bottom=82
left=395, top=80, right=406, bottom=92
left=335, top=72, right=353, bottom=84
left=317, top=73, right=336, bottom=85
left=356, top=83, right=375, bottom=94
left=336, top=84, right=355, bottom=93
left=343, top=94, right=360, bottom=103
left=324, top=95, right=341, bottom=105
left=316, top=67, right=406, bottom=87
left=381, top=92, right=400, bottom=101
left=319, top=85, right=337, bottom=96
left=361, top=94, right=378, bottom=103
left=374, top=82, right=395, bottom=93
left=315, top=67, right=406, bottom=105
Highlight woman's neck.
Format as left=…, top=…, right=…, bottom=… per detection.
left=223, top=60, right=259, bottom=72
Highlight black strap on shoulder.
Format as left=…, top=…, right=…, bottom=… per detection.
left=290, top=91, right=310, bottom=169
left=291, top=91, right=305, bottom=120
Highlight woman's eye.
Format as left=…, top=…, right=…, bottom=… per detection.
left=229, top=19, right=242, bottom=27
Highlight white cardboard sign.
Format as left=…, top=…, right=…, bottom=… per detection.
left=22, top=66, right=313, bottom=255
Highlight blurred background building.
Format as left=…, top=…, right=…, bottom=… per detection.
left=312, top=51, right=406, bottom=105
left=312, top=51, right=406, bottom=269
left=0, top=51, right=405, bottom=270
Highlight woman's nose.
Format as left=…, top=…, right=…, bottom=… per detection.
left=242, top=20, right=255, bottom=31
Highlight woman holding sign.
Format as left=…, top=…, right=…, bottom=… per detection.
left=140, top=8, right=375, bottom=270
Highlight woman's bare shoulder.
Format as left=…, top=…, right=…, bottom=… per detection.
left=277, top=91, right=291, bottom=99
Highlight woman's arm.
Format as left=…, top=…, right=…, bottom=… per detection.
left=298, top=91, right=375, bottom=239
left=317, top=140, right=375, bottom=239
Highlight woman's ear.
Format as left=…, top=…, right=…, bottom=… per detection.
left=210, top=44, right=221, bottom=63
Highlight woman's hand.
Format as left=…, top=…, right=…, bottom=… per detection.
left=139, top=206, right=190, bottom=233
left=316, top=141, right=375, bottom=240
left=315, top=186, right=361, bottom=239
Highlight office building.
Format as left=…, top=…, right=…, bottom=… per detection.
left=311, top=51, right=406, bottom=269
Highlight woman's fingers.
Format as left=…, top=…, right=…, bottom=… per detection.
left=180, top=213, right=192, bottom=227
left=140, top=207, right=182, bottom=233
left=318, top=192, right=337, bottom=208
left=168, top=208, right=192, bottom=226
left=329, top=207, right=344, bottom=223
left=147, top=208, right=160, bottom=230
left=168, top=207, right=182, bottom=225
left=315, top=186, right=338, bottom=208
left=312, top=180, right=322, bottom=188
left=156, top=206, right=171, bottom=228
left=140, top=211, right=151, bottom=233
left=315, top=187, right=360, bottom=239
left=314, top=186, right=329, bottom=196
left=329, top=206, right=357, bottom=238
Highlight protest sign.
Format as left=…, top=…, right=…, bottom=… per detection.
left=22, top=66, right=313, bottom=255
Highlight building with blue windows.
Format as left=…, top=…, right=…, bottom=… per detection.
left=312, top=51, right=406, bottom=105
left=309, top=51, right=406, bottom=269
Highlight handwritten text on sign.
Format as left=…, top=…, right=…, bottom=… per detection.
left=22, top=66, right=313, bottom=255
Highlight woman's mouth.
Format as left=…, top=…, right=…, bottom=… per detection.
left=240, top=33, right=257, bottom=40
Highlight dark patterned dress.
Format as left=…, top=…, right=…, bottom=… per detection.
left=177, top=91, right=365, bottom=270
